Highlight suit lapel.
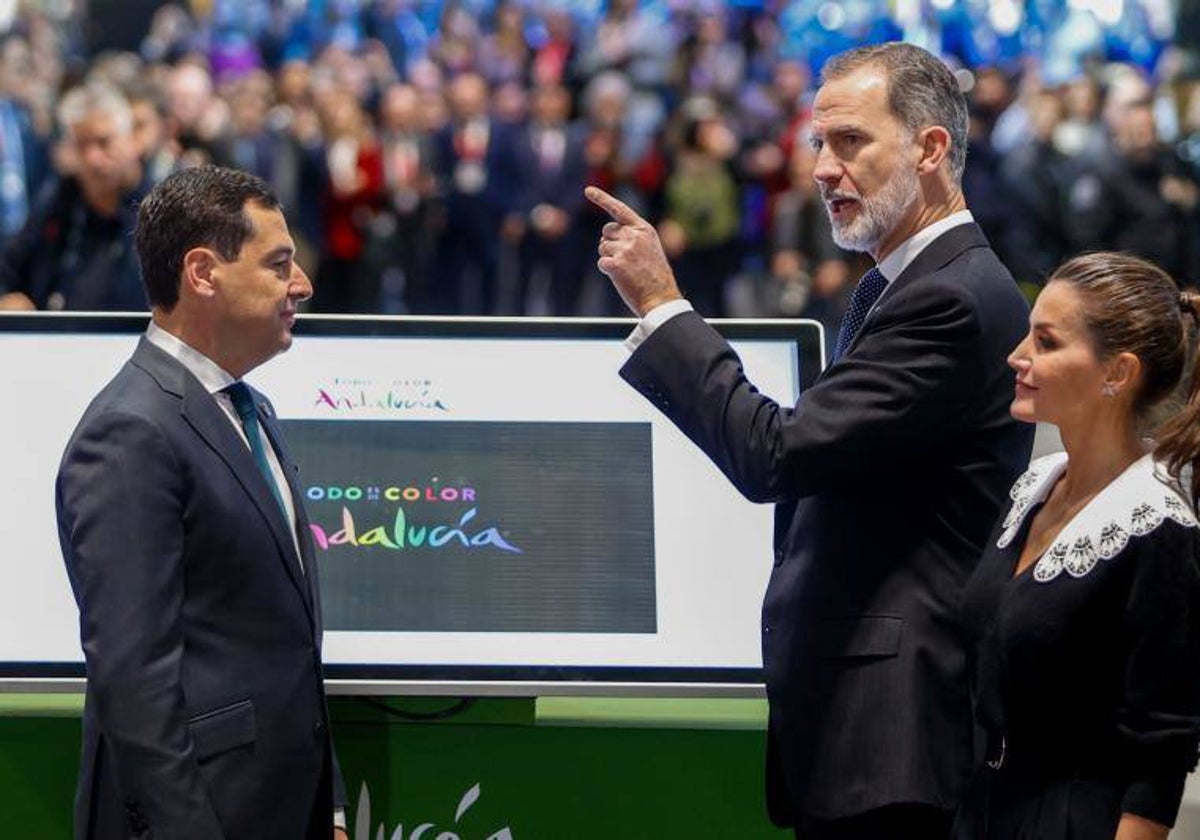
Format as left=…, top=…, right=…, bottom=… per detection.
left=837, top=223, right=990, bottom=364
left=130, top=340, right=315, bottom=622
left=257, top=405, right=322, bottom=629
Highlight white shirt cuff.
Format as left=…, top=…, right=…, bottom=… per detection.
left=623, top=299, right=694, bottom=353
left=335, top=807, right=347, bottom=830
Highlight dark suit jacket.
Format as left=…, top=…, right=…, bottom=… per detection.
left=56, top=338, right=343, bottom=839
left=0, top=175, right=147, bottom=311
left=514, top=122, right=589, bottom=221
left=621, top=223, right=1034, bottom=824
left=433, top=119, right=523, bottom=231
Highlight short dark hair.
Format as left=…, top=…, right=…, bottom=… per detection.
left=135, top=165, right=280, bottom=310
left=820, top=42, right=969, bottom=182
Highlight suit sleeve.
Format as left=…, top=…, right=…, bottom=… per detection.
left=620, top=285, right=982, bottom=503
left=57, top=410, right=225, bottom=838
left=1116, top=523, right=1200, bottom=826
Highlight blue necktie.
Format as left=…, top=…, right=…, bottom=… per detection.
left=223, top=382, right=289, bottom=518
left=830, top=267, right=888, bottom=364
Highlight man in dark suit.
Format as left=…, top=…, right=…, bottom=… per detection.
left=588, top=43, right=1034, bottom=838
left=0, top=83, right=147, bottom=312
left=56, top=165, right=348, bottom=839
left=431, top=71, right=523, bottom=315
left=513, top=82, right=589, bottom=315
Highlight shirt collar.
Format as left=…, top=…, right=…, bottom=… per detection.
left=998, top=451, right=1197, bottom=583
left=145, top=321, right=237, bottom=395
left=876, top=209, right=974, bottom=283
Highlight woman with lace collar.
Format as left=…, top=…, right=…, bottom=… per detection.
left=954, top=252, right=1200, bottom=840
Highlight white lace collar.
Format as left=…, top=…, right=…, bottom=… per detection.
left=998, top=452, right=1198, bottom=583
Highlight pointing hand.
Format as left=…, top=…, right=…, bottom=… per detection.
left=585, top=186, right=683, bottom=318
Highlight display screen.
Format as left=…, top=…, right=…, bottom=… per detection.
left=0, top=314, right=822, bottom=693
left=293, top=419, right=658, bottom=634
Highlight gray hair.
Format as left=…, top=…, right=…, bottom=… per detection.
left=582, top=70, right=632, bottom=116
left=57, top=83, right=134, bottom=137
left=820, top=42, right=968, bottom=182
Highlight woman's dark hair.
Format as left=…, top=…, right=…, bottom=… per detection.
left=1156, top=288, right=1200, bottom=508
left=1049, top=252, right=1200, bottom=506
left=135, top=165, right=281, bottom=311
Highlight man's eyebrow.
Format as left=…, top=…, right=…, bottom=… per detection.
left=820, top=123, right=869, bottom=136
left=809, top=123, right=864, bottom=144
left=262, top=245, right=295, bottom=261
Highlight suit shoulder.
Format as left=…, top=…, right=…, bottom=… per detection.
left=929, top=244, right=1026, bottom=319
left=59, top=391, right=179, bottom=495
left=70, top=362, right=177, bottom=438
left=882, top=263, right=983, bottom=333
left=925, top=242, right=1013, bottom=291
left=876, top=245, right=1024, bottom=356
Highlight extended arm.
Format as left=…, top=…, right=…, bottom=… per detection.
left=587, top=185, right=981, bottom=502
left=620, top=291, right=979, bottom=502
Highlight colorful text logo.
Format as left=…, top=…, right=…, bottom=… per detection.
left=315, top=377, right=448, bottom=412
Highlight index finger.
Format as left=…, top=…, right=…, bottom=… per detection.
left=585, top=186, right=643, bottom=226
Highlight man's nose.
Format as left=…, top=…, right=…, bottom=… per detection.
left=291, top=265, right=313, bottom=302
left=81, top=142, right=106, bottom=168
left=812, top=145, right=841, bottom=187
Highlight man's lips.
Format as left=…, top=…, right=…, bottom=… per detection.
left=824, top=196, right=859, bottom=216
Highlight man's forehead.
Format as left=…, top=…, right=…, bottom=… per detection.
left=244, top=202, right=293, bottom=248
left=813, top=78, right=898, bottom=140
left=245, top=200, right=284, bottom=224
left=814, top=67, right=889, bottom=113
left=71, top=112, right=125, bottom=137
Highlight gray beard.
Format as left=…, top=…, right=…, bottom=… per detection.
left=827, top=164, right=919, bottom=254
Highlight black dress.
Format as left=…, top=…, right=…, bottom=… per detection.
left=955, top=453, right=1200, bottom=838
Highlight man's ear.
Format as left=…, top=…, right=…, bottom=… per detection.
left=915, top=125, right=952, bottom=175
left=181, top=247, right=219, bottom=300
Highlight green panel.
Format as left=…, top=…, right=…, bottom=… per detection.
left=0, top=696, right=787, bottom=838
left=0, top=693, right=84, bottom=716
left=334, top=717, right=787, bottom=839
left=536, top=697, right=769, bottom=730
left=0, top=717, right=79, bottom=836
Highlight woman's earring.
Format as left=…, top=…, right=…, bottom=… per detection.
left=1101, top=383, right=1117, bottom=397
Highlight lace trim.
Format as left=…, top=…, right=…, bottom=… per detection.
left=997, top=453, right=1198, bottom=583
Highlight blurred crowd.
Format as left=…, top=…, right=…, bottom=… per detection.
left=0, top=0, right=1197, bottom=332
